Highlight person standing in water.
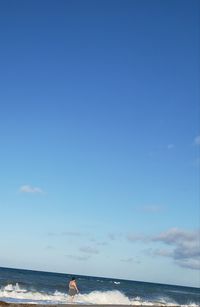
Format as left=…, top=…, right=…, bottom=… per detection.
left=68, top=277, right=79, bottom=301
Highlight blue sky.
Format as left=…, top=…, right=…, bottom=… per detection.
left=0, top=0, right=199, bottom=287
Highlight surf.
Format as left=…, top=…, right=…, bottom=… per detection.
left=0, top=283, right=199, bottom=306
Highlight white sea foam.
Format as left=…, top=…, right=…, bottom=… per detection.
left=77, top=290, right=131, bottom=304
left=0, top=283, right=199, bottom=306
left=3, top=283, right=27, bottom=293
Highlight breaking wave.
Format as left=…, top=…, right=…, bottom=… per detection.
left=0, top=283, right=199, bottom=306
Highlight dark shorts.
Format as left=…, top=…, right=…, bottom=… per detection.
left=68, top=288, right=77, bottom=296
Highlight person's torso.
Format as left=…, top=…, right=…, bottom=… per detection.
left=69, top=281, right=76, bottom=289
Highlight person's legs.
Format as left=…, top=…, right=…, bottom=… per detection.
left=70, top=295, right=74, bottom=302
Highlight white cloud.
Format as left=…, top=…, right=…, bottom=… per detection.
left=20, top=185, right=43, bottom=194
left=194, top=135, right=200, bottom=145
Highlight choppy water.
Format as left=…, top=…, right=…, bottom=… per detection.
left=0, top=267, right=199, bottom=305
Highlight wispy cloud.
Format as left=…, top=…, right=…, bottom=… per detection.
left=194, top=135, right=200, bottom=145
left=108, top=232, right=123, bottom=241
left=79, top=246, right=99, bottom=254
left=20, top=185, right=44, bottom=194
left=89, top=237, right=108, bottom=246
left=126, top=233, right=149, bottom=242
left=45, top=245, right=55, bottom=250
left=96, top=241, right=108, bottom=246
left=133, top=204, right=165, bottom=214
left=61, top=231, right=81, bottom=237
left=47, top=232, right=57, bottom=237
left=153, top=248, right=173, bottom=257
left=108, top=233, right=116, bottom=241
left=66, top=254, right=90, bottom=261
left=120, top=257, right=134, bottom=263
left=143, top=247, right=173, bottom=258
left=120, top=257, right=140, bottom=264
left=174, top=258, right=200, bottom=270
left=47, top=231, right=82, bottom=237
left=167, top=144, right=175, bottom=149
left=140, top=205, right=165, bottom=213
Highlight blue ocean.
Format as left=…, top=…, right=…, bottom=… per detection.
left=0, top=267, right=199, bottom=306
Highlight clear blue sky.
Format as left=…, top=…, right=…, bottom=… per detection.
left=0, top=0, right=199, bottom=287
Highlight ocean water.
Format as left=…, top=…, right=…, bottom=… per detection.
left=0, top=267, right=199, bottom=306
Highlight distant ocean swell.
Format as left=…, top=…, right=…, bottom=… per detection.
left=0, top=283, right=198, bottom=306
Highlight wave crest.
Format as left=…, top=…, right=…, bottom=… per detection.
left=0, top=283, right=199, bottom=306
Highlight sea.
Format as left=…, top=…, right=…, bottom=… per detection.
left=0, top=267, right=199, bottom=306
